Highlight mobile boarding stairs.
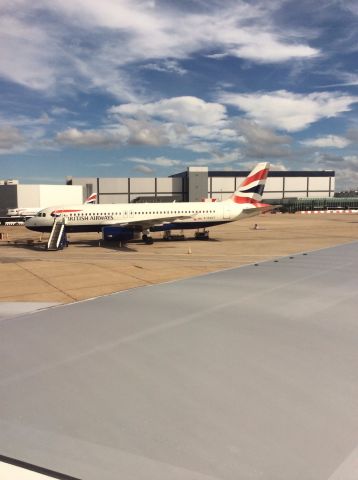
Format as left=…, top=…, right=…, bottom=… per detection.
left=47, top=216, right=67, bottom=251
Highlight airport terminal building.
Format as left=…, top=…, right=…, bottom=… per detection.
left=66, top=167, right=336, bottom=204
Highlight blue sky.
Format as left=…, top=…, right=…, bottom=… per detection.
left=0, top=0, right=357, bottom=189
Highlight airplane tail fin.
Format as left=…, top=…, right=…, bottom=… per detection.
left=85, top=193, right=97, bottom=204
left=226, top=162, right=270, bottom=205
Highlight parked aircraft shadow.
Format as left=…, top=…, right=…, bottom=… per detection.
left=3, top=236, right=220, bottom=252
left=100, top=243, right=138, bottom=252
left=154, top=237, right=221, bottom=243
left=4, top=241, right=47, bottom=251
left=65, top=239, right=138, bottom=252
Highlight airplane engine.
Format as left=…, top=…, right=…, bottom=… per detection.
left=102, top=226, right=140, bottom=242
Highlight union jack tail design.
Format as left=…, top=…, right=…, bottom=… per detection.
left=227, top=162, right=270, bottom=205
left=85, top=193, right=97, bottom=204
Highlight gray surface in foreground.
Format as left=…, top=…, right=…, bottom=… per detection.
left=1, top=243, right=358, bottom=480
left=0, top=302, right=59, bottom=320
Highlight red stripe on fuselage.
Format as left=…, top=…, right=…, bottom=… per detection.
left=51, top=209, right=83, bottom=214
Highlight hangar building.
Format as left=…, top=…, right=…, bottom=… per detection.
left=0, top=168, right=336, bottom=215
left=66, top=167, right=335, bottom=204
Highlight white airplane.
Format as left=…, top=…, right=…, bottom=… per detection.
left=7, top=193, right=97, bottom=218
left=7, top=206, right=43, bottom=217
left=25, top=163, right=271, bottom=244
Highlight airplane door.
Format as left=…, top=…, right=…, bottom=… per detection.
left=123, top=210, right=134, bottom=219
left=223, top=205, right=231, bottom=219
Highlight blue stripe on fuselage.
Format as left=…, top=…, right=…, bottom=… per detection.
left=27, top=220, right=229, bottom=234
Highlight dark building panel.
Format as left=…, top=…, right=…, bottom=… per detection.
left=187, top=167, right=208, bottom=202
left=172, top=170, right=335, bottom=178
left=0, top=185, right=17, bottom=215
left=207, top=170, right=335, bottom=178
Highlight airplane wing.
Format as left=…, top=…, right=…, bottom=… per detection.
left=114, top=214, right=193, bottom=230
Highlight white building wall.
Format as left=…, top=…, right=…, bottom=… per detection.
left=207, top=174, right=334, bottom=199
left=265, top=177, right=284, bottom=192
left=17, top=185, right=41, bottom=208
left=285, top=177, right=307, bottom=191
left=39, top=185, right=83, bottom=207
left=157, top=178, right=182, bottom=193
left=100, top=194, right=129, bottom=204
left=211, top=177, right=235, bottom=192
left=17, top=185, right=82, bottom=208
left=308, top=177, right=330, bottom=191
left=330, top=177, right=335, bottom=194
left=212, top=192, right=231, bottom=201
left=130, top=178, right=155, bottom=193
left=262, top=191, right=284, bottom=200
left=99, top=178, right=128, bottom=193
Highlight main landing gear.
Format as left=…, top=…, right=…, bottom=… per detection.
left=142, top=233, right=154, bottom=245
left=142, top=228, right=210, bottom=244
left=163, top=230, right=185, bottom=241
left=194, top=229, right=210, bottom=240
left=162, top=229, right=210, bottom=241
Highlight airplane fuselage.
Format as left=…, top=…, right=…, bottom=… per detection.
left=25, top=200, right=262, bottom=234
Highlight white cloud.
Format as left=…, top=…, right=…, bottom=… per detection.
left=235, top=119, right=291, bottom=145
left=343, top=155, right=358, bottom=164
left=315, top=154, right=358, bottom=189
left=301, top=135, right=351, bottom=148
left=51, top=107, right=74, bottom=116
left=0, top=113, right=52, bottom=128
left=229, top=31, right=318, bottom=63
left=319, top=72, right=358, bottom=88
left=130, top=156, right=182, bottom=168
left=108, top=96, right=237, bottom=153
left=205, top=53, right=228, bottom=59
left=230, top=119, right=292, bottom=159
left=208, top=148, right=242, bottom=165
left=46, top=0, right=317, bottom=64
left=186, top=124, right=236, bottom=142
left=219, top=90, right=358, bottom=132
left=141, top=60, right=187, bottom=75
left=56, top=128, right=125, bottom=147
left=132, top=164, right=154, bottom=174
left=341, top=1, right=358, bottom=16
left=0, top=15, right=57, bottom=91
left=55, top=120, right=175, bottom=150
left=179, top=148, right=242, bottom=167
left=123, top=118, right=170, bottom=146
left=0, top=126, right=26, bottom=152
left=0, top=119, right=51, bottom=154
left=269, top=163, right=288, bottom=171
left=347, top=127, right=358, bottom=143
left=110, top=96, right=227, bottom=126
left=0, top=1, right=320, bottom=98
left=55, top=103, right=227, bottom=149
left=87, top=162, right=114, bottom=168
